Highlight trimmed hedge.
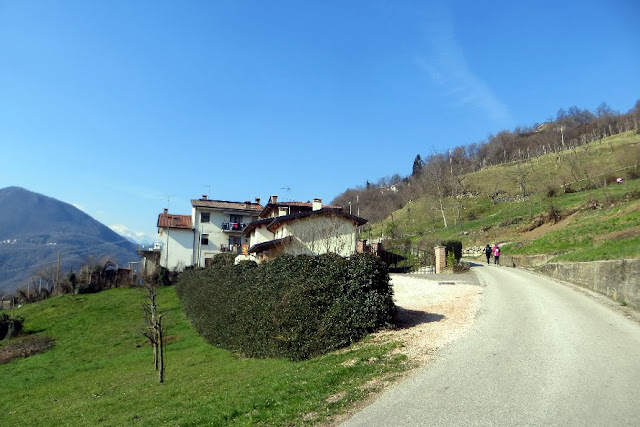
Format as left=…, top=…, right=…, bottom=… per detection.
left=176, top=253, right=395, bottom=361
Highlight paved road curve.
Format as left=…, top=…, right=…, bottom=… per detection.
left=342, top=264, right=640, bottom=426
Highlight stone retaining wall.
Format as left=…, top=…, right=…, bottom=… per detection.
left=536, top=259, right=640, bottom=311
left=469, top=254, right=640, bottom=311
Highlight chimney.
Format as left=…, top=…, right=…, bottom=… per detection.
left=164, top=208, right=168, bottom=214
left=255, top=197, right=261, bottom=205
left=202, top=195, right=208, bottom=200
left=270, top=195, right=278, bottom=204
left=312, top=198, right=322, bottom=211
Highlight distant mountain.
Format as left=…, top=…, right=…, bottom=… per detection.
left=109, top=224, right=155, bottom=245
left=0, top=186, right=140, bottom=295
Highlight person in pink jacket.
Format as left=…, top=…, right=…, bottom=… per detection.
left=493, top=244, right=501, bottom=265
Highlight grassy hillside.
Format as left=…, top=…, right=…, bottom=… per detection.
left=0, top=287, right=407, bottom=426
left=369, top=131, right=640, bottom=262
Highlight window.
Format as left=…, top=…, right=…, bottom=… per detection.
left=201, top=234, right=209, bottom=245
left=201, top=212, right=210, bottom=223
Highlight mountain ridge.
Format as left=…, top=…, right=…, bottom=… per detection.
left=0, top=186, right=140, bottom=294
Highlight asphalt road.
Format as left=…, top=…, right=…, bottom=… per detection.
left=342, top=264, right=640, bottom=426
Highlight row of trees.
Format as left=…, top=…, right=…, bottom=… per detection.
left=332, top=100, right=640, bottom=223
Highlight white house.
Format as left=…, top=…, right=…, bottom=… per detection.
left=139, top=194, right=366, bottom=270
left=156, top=209, right=194, bottom=271
left=242, top=196, right=367, bottom=263
left=191, top=195, right=263, bottom=267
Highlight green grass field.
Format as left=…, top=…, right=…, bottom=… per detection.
left=0, top=287, right=407, bottom=426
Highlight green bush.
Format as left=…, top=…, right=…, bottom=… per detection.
left=441, top=240, right=463, bottom=262
left=446, top=251, right=457, bottom=267
left=176, top=253, right=395, bottom=361
left=0, top=313, right=24, bottom=340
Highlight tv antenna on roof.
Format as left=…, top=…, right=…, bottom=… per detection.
left=156, top=194, right=175, bottom=210
left=280, top=186, right=292, bottom=201
left=203, top=185, right=211, bottom=199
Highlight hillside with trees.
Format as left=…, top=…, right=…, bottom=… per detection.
left=332, top=100, right=640, bottom=224
left=331, top=100, right=640, bottom=264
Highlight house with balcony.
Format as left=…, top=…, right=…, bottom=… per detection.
left=241, top=196, right=367, bottom=263
left=191, top=195, right=263, bottom=267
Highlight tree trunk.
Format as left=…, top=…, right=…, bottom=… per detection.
left=158, top=315, right=164, bottom=384
left=439, top=197, right=448, bottom=228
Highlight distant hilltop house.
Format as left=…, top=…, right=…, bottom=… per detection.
left=138, top=195, right=367, bottom=274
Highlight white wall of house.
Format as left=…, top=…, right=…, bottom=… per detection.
left=192, top=207, right=257, bottom=267
left=158, top=228, right=194, bottom=271
left=249, top=225, right=275, bottom=246
left=274, top=215, right=358, bottom=257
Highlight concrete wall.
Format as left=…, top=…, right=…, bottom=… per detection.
left=500, top=254, right=555, bottom=268
left=471, top=253, right=640, bottom=310
left=536, top=259, right=640, bottom=311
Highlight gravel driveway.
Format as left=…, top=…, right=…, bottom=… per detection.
left=375, top=271, right=484, bottom=365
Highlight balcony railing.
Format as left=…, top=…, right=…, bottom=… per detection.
left=222, top=222, right=246, bottom=232
left=138, top=242, right=163, bottom=252
left=220, top=244, right=243, bottom=254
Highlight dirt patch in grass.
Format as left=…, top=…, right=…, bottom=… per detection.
left=519, top=209, right=580, bottom=240
left=0, top=335, right=54, bottom=364
left=595, top=225, right=640, bottom=243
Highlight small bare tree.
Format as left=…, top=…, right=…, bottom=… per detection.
left=140, top=280, right=165, bottom=383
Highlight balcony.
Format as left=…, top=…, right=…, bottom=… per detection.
left=220, top=244, right=243, bottom=254
left=222, top=222, right=246, bottom=232
left=138, top=242, right=163, bottom=252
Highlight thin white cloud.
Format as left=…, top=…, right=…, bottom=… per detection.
left=417, top=13, right=511, bottom=125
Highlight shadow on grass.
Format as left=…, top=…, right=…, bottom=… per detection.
left=394, top=307, right=445, bottom=329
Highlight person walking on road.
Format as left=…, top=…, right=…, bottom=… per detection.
left=493, top=244, right=501, bottom=265
left=484, top=244, right=492, bottom=264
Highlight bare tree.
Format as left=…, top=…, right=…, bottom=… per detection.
left=510, top=161, right=534, bottom=198
left=421, top=154, right=451, bottom=228
left=140, top=280, right=165, bottom=383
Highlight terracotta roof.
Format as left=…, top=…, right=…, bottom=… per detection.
left=248, top=236, right=294, bottom=254
left=191, top=199, right=263, bottom=212
left=244, top=208, right=366, bottom=236
left=157, top=213, right=192, bottom=229
left=258, top=201, right=343, bottom=218
left=266, top=209, right=366, bottom=232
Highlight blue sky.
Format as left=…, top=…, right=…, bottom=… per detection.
left=1, top=0, right=638, bottom=242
